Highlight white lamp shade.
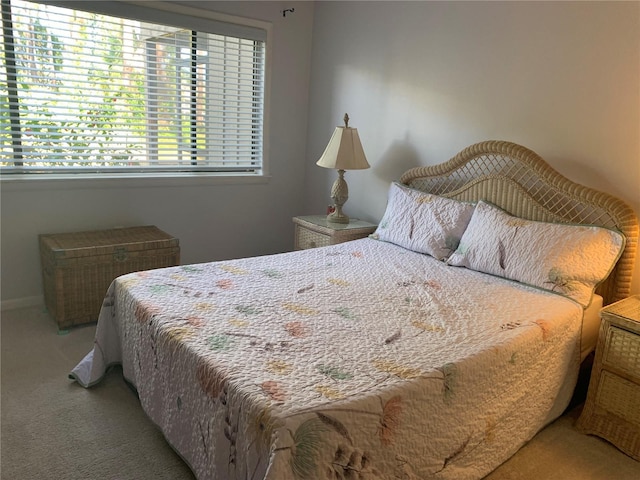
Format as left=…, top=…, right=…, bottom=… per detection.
left=316, top=126, right=370, bottom=170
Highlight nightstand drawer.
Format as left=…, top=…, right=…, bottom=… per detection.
left=604, top=326, right=640, bottom=381
left=296, top=226, right=331, bottom=250
left=596, top=370, right=640, bottom=427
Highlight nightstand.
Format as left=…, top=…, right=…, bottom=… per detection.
left=577, top=295, right=640, bottom=460
left=293, top=215, right=377, bottom=250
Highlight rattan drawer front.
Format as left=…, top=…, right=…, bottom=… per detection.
left=596, top=371, right=640, bottom=427
left=604, top=326, right=640, bottom=381
left=296, top=227, right=331, bottom=250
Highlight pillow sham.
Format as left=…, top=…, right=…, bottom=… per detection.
left=446, top=200, right=625, bottom=307
left=370, top=182, right=475, bottom=260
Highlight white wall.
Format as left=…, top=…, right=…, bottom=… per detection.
left=0, top=1, right=314, bottom=307
left=304, top=0, right=640, bottom=295
left=4, top=1, right=640, bottom=306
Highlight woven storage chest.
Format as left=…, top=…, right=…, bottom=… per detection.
left=40, top=226, right=180, bottom=329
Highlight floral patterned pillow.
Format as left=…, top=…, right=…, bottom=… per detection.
left=446, top=201, right=625, bottom=307
left=370, top=182, right=475, bottom=260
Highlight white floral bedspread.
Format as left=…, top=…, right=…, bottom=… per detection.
left=70, top=238, right=583, bottom=480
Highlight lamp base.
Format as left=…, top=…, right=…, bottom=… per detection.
left=327, top=210, right=349, bottom=224
left=327, top=170, right=350, bottom=224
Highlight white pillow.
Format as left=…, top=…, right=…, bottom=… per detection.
left=370, top=182, right=475, bottom=260
left=446, top=201, right=625, bottom=307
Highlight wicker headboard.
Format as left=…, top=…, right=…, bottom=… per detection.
left=400, top=140, right=638, bottom=305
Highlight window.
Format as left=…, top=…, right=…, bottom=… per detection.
left=0, top=0, right=267, bottom=175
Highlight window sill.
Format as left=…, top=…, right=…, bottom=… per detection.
left=0, top=172, right=271, bottom=191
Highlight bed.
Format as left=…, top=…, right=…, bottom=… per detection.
left=70, top=140, right=638, bottom=480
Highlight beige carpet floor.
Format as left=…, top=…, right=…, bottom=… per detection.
left=1, top=305, right=639, bottom=479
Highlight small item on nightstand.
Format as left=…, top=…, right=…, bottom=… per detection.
left=327, top=205, right=336, bottom=214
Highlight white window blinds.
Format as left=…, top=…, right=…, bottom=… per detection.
left=0, top=0, right=266, bottom=174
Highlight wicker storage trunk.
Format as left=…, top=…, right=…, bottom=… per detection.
left=40, top=226, right=180, bottom=329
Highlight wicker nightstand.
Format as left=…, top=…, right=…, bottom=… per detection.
left=293, top=215, right=377, bottom=250
left=577, top=295, right=640, bottom=460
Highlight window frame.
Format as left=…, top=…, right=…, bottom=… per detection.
left=0, top=0, right=272, bottom=183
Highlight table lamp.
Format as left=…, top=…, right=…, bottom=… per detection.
left=316, top=113, right=370, bottom=224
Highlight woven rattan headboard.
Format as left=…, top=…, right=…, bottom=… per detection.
left=400, top=140, right=638, bottom=305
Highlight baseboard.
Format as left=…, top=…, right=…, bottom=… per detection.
left=1, top=295, right=45, bottom=311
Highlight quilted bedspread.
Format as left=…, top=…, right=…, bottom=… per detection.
left=71, top=238, right=583, bottom=480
